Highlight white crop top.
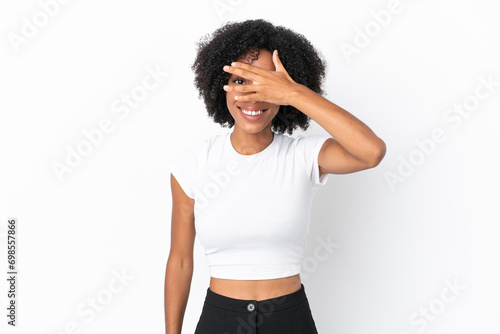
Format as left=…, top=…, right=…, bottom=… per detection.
left=169, top=131, right=331, bottom=280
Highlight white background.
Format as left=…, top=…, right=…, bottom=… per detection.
left=1, top=0, right=499, bottom=333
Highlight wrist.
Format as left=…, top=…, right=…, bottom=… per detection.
left=288, top=83, right=314, bottom=109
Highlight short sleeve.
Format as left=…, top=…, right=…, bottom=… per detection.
left=169, top=144, right=197, bottom=199
left=295, top=134, right=331, bottom=188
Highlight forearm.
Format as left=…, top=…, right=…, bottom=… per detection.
left=165, top=258, right=193, bottom=334
left=289, top=84, right=386, bottom=165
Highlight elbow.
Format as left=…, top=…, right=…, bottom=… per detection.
left=367, top=138, right=386, bottom=168
left=167, top=252, right=194, bottom=271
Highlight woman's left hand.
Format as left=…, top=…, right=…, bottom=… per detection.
left=222, top=50, right=300, bottom=106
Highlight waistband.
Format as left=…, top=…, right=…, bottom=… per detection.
left=204, top=283, right=307, bottom=313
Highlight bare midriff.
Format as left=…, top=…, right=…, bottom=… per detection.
left=209, top=273, right=301, bottom=301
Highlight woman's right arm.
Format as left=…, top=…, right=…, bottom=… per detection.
left=165, top=173, right=196, bottom=334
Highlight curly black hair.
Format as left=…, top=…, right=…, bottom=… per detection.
left=191, top=19, right=327, bottom=135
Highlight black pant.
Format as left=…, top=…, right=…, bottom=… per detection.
left=194, top=283, right=319, bottom=334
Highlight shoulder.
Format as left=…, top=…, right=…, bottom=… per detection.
left=172, top=132, right=225, bottom=161
left=203, top=132, right=226, bottom=151
left=278, top=132, right=330, bottom=149
left=274, top=132, right=297, bottom=148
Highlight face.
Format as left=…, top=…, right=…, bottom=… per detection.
left=225, top=49, right=280, bottom=134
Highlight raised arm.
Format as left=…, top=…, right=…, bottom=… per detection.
left=222, top=49, right=386, bottom=175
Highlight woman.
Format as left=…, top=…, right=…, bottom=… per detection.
left=165, top=19, right=386, bottom=334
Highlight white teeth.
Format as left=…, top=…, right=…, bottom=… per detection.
left=241, top=109, right=264, bottom=116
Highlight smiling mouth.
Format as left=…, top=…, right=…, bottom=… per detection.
left=238, top=107, right=268, bottom=116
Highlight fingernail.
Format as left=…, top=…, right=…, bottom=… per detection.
left=231, top=62, right=237, bottom=66
left=223, top=85, right=229, bottom=90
